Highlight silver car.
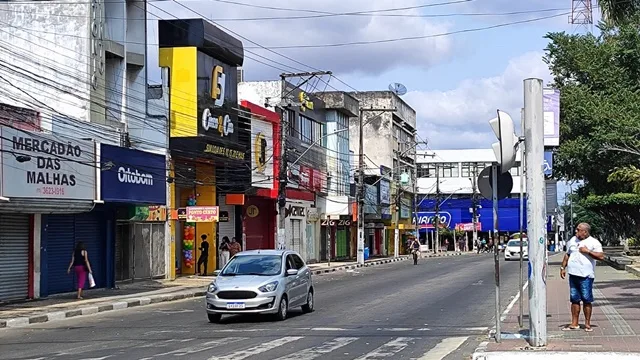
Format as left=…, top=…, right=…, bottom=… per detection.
left=205, top=250, right=314, bottom=323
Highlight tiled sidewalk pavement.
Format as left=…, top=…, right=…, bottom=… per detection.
left=0, top=252, right=468, bottom=329
left=473, top=258, right=640, bottom=359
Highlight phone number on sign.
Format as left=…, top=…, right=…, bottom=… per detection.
left=36, top=187, right=66, bottom=196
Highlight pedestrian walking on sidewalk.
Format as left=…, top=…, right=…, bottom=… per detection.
left=560, top=223, right=605, bottom=332
left=197, top=234, right=210, bottom=276
left=67, top=242, right=93, bottom=300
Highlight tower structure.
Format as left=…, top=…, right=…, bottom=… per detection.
left=569, top=0, right=594, bottom=32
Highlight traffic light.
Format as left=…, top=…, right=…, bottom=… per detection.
left=489, top=110, right=518, bottom=173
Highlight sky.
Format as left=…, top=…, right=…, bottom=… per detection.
left=146, top=0, right=599, bottom=199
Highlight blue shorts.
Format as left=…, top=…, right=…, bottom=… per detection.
left=569, top=275, right=594, bottom=304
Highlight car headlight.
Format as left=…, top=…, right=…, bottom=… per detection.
left=207, top=283, right=217, bottom=293
left=258, top=281, right=278, bottom=293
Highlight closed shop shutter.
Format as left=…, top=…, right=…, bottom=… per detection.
left=291, top=219, right=302, bottom=254
left=336, top=229, right=347, bottom=258
left=44, top=212, right=106, bottom=296
left=218, top=198, right=236, bottom=243
left=0, top=214, right=31, bottom=302
left=43, top=215, right=75, bottom=296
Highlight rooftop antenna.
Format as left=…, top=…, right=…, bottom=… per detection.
left=388, top=83, right=407, bottom=96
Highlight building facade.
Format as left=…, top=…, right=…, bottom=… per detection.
left=238, top=81, right=327, bottom=263
left=159, top=19, right=250, bottom=277
left=349, top=91, right=418, bottom=257
left=315, top=92, right=358, bottom=261
left=0, top=1, right=166, bottom=301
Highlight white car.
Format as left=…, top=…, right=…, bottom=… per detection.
left=504, top=239, right=528, bottom=261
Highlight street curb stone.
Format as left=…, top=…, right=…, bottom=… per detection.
left=625, top=264, right=640, bottom=278
left=0, top=252, right=467, bottom=329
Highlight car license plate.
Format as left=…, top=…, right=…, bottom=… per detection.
left=226, top=302, right=245, bottom=309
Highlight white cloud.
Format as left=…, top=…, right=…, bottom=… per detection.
left=404, top=51, right=552, bottom=149
left=147, top=0, right=454, bottom=81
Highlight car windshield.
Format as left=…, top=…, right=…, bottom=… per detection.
left=220, top=255, right=282, bottom=276
left=507, top=240, right=528, bottom=247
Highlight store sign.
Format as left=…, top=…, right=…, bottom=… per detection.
left=298, top=91, right=314, bottom=112
left=284, top=204, right=306, bottom=218
left=299, top=166, right=312, bottom=190
left=287, top=163, right=300, bottom=189
left=130, top=206, right=167, bottom=221
left=251, top=119, right=274, bottom=189
left=100, top=144, right=166, bottom=204
left=379, top=179, right=391, bottom=205
left=543, top=89, right=560, bottom=147
left=186, top=206, right=219, bottom=222
left=219, top=211, right=229, bottom=222
left=544, top=151, right=553, bottom=177
left=400, top=205, right=410, bottom=219
left=414, top=211, right=452, bottom=228
left=1, top=127, right=95, bottom=199
left=455, top=222, right=482, bottom=231
left=364, top=184, right=378, bottom=215
left=246, top=204, right=259, bottom=218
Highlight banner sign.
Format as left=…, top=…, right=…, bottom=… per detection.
left=543, top=89, right=560, bottom=147
left=544, top=151, right=553, bottom=177
left=251, top=119, right=274, bottom=189
left=414, top=211, right=453, bottom=228
left=455, top=222, right=482, bottom=231
left=186, top=206, right=219, bottom=222
left=1, top=127, right=95, bottom=199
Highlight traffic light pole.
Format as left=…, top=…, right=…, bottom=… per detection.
left=524, top=78, right=547, bottom=347
left=492, top=163, right=501, bottom=343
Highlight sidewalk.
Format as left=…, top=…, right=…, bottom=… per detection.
left=0, top=252, right=467, bottom=329
left=473, top=257, right=640, bottom=359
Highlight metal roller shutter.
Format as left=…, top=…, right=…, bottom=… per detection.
left=74, top=212, right=105, bottom=289
left=218, top=199, right=236, bottom=243
left=0, top=214, right=30, bottom=302
left=44, top=215, right=76, bottom=295
left=291, top=219, right=302, bottom=255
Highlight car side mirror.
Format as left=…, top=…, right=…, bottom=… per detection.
left=286, top=269, right=299, bottom=276
left=213, top=270, right=221, bottom=276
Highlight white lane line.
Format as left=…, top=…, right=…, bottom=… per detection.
left=207, top=336, right=304, bottom=360
left=463, top=327, right=489, bottom=332
left=417, top=337, right=468, bottom=360
left=77, top=357, right=113, bottom=360
left=139, top=338, right=195, bottom=348
left=153, top=337, right=245, bottom=357
left=272, top=337, right=358, bottom=360
left=354, top=337, right=416, bottom=360
left=376, top=328, right=413, bottom=331
left=310, top=327, right=348, bottom=331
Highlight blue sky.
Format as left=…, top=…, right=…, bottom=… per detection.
left=148, top=0, right=597, bottom=200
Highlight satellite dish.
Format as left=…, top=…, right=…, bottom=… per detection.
left=388, top=83, right=407, bottom=96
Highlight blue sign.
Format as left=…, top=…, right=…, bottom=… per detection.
left=414, top=210, right=459, bottom=229
left=544, top=151, right=553, bottom=177
left=100, top=144, right=166, bottom=204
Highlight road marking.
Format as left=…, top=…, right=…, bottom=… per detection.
left=376, top=328, right=413, bottom=332
left=310, top=327, right=348, bottom=331
left=354, top=337, right=415, bottom=359
left=418, top=337, right=468, bottom=360
left=273, top=337, right=358, bottom=360
left=462, top=327, right=489, bottom=332
left=139, top=338, right=195, bottom=348
left=77, top=357, right=113, bottom=360
left=418, top=328, right=431, bottom=331
left=214, top=328, right=270, bottom=332
left=208, top=336, right=304, bottom=360
left=154, top=337, right=245, bottom=357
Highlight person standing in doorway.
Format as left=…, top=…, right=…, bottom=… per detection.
left=229, top=236, right=242, bottom=258
left=219, top=236, right=231, bottom=269
left=561, top=223, right=605, bottom=332
left=197, top=234, right=210, bottom=276
left=67, top=242, right=93, bottom=300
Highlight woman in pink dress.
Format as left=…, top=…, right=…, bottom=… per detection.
left=67, top=242, right=93, bottom=299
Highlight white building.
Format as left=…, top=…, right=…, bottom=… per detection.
left=416, top=149, right=525, bottom=196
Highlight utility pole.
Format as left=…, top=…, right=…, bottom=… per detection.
left=434, top=164, right=441, bottom=253
left=412, top=136, right=419, bottom=252
left=471, top=164, right=479, bottom=250
left=518, top=108, right=526, bottom=328
left=357, top=107, right=396, bottom=265
left=276, top=71, right=331, bottom=250
left=524, top=78, right=547, bottom=347
left=492, top=163, right=501, bottom=343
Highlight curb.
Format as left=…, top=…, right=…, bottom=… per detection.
left=625, top=264, right=640, bottom=278
left=0, top=252, right=466, bottom=329
left=0, top=289, right=206, bottom=330
left=472, top=351, right=640, bottom=359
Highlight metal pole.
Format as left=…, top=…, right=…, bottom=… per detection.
left=357, top=109, right=365, bottom=265
left=471, top=164, right=478, bottom=250
left=412, top=139, right=418, bottom=252
left=277, top=76, right=288, bottom=251
left=393, top=166, right=400, bottom=258
left=518, top=109, right=526, bottom=328
left=327, top=225, right=331, bottom=267
left=492, top=163, right=501, bottom=343
left=434, top=164, right=440, bottom=253
left=524, top=78, right=547, bottom=347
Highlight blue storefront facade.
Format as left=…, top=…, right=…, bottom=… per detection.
left=40, top=144, right=166, bottom=297
left=416, top=198, right=531, bottom=250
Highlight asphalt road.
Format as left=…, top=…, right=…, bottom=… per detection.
left=0, top=253, right=527, bottom=360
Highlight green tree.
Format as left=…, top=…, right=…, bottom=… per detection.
left=598, top=0, right=640, bottom=25
left=544, top=20, right=640, bottom=241
left=609, top=166, right=640, bottom=194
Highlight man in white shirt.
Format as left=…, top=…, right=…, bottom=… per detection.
left=560, top=223, right=605, bottom=332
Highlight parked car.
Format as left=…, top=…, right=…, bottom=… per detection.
left=205, top=250, right=314, bottom=323
left=504, top=239, right=528, bottom=261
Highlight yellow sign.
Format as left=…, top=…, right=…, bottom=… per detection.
left=246, top=205, right=259, bottom=218
left=298, top=92, right=314, bottom=111
left=211, top=65, right=226, bottom=107
left=204, top=144, right=245, bottom=160
left=254, top=131, right=267, bottom=173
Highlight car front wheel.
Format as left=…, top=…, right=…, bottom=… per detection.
left=275, top=296, right=288, bottom=321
